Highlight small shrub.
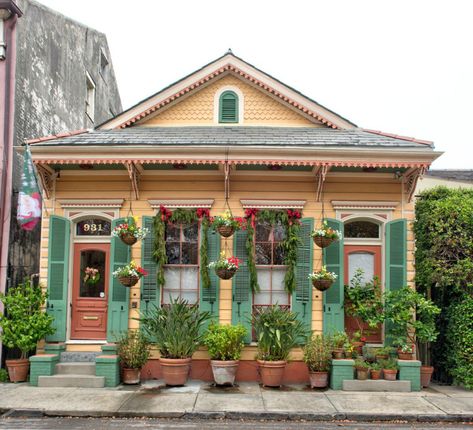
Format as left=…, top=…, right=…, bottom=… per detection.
left=330, top=331, right=349, bottom=349
left=379, top=358, right=398, bottom=371
left=204, top=323, right=246, bottom=361
left=0, top=368, right=9, bottom=383
left=354, top=358, right=370, bottom=370
left=303, top=334, right=332, bottom=372
left=116, top=330, right=150, bottom=369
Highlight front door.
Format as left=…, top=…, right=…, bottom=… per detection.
left=344, top=245, right=382, bottom=343
left=71, top=243, right=110, bottom=339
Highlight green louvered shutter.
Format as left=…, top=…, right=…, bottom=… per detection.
left=385, top=218, right=407, bottom=343
left=46, top=215, right=70, bottom=342
left=107, top=218, right=130, bottom=341
left=140, top=216, right=159, bottom=316
left=219, top=91, right=238, bottom=123
left=292, top=218, right=313, bottom=332
left=231, top=229, right=252, bottom=343
left=200, top=227, right=220, bottom=324
left=322, top=218, right=344, bottom=335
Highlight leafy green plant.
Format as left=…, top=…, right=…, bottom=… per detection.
left=375, top=346, right=395, bottom=357
left=116, top=330, right=150, bottom=369
left=330, top=330, right=349, bottom=349
left=203, top=323, right=247, bottom=361
left=0, top=368, right=9, bottom=383
left=369, top=362, right=381, bottom=371
left=303, top=334, right=332, bottom=372
left=354, top=358, right=370, bottom=370
left=252, top=305, right=308, bottom=361
left=0, top=279, right=54, bottom=359
left=138, top=297, right=211, bottom=359
left=379, top=358, right=398, bottom=371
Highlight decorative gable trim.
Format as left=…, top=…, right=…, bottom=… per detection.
left=240, top=199, right=306, bottom=209
left=148, top=199, right=214, bottom=210
left=331, top=201, right=399, bottom=211
left=59, top=199, right=124, bottom=209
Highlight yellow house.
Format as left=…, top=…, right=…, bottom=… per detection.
left=29, top=52, right=441, bottom=382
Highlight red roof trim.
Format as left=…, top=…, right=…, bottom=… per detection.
left=118, top=64, right=339, bottom=129
left=362, top=129, right=433, bottom=146
left=27, top=129, right=88, bottom=144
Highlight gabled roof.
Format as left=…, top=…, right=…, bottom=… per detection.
left=98, top=51, right=357, bottom=130
left=426, top=170, right=473, bottom=183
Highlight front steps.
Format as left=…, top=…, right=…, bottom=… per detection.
left=38, top=374, right=105, bottom=388
left=343, top=379, right=411, bottom=392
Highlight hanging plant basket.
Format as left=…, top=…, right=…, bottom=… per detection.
left=118, top=275, right=140, bottom=287
left=120, top=232, right=138, bottom=246
left=216, top=225, right=235, bottom=238
left=313, top=236, right=336, bottom=249
left=312, top=279, right=334, bottom=291
left=215, top=267, right=237, bottom=280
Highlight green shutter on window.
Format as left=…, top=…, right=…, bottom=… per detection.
left=231, top=229, right=252, bottom=343
left=219, top=91, right=238, bottom=123
left=200, top=227, right=220, bottom=320
left=322, top=218, right=344, bottom=335
left=292, top=218, right=313, bottom=332
left=46, top=215, right=71, bottom=342
left=385, top=218, right=407, bottom=343
left=107, top=218, right=130, bottom=342
left=140, top=216, right=159, bottom=316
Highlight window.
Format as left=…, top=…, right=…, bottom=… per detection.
left=219, top=91, right=238, bottom=123
left=85, top=72, right=96, bottom=122
left=100, top=50, right=109, bottom=77
left=76, top=218, right=111, bottom=236
left=162, top=222, right=199, bottom=305
left=344, top=220, right=380, bottom=239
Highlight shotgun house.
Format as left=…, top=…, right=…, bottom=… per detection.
left=29, top=52, right=441, bottom=382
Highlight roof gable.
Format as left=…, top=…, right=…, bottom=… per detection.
left=99, top=52, right=357, bottom=130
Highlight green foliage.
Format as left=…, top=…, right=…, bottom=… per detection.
left=354, top=358, right=370, bottom=370
left=153, top=215, right=167, bottom=287
left=116, top=330, right=150, bottom=369
left=330, top=330, right=349, bottom=349
left=446, top=296, right=473, bottom=389
left=0, top=368, right=9, bottom=383
left=369, top=362, right=381, bottom=371
left=200, top=217, right=210, bottom=290
left=252, top=305, right=308, bottom=361
left=203, top=323, right=247, bottom=360
left=303, top=334, right=332, bottom=372
left=344, top=270, right=385, bottom=337
left=379, top=358, right=399, bottom=370
left=245, top=221, right=259, bottom=293
left=138, top=297, right=211, bottom=359
left=0, top=280, right=55, bottom=359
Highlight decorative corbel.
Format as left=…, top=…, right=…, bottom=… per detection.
left=35, top=164, right=57, bottom=200
left=314, top=165, right=330, bottom=202
left=404, top=166, right=426, bottom=202
left=125, top=162, right=141, bottom=200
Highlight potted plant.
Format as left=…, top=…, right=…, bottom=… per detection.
left=380, top=358, right=399, bottom=381
left=354, top=358, right=370, bottom=380
left=303, top=334, right=332, bottom=388
left=113, top=260, right=148, bottom=287
left=310, top=221, right=342, bottom=248
left=0, top=279, right=54, bottom=382
left=369, top=362, right=382, bottom=380
left=203, top=322, right=247, bottom=386
left=252, top=305, right=308, bottom=387
left=330, top=331, right=349, bottom=359
left=116, top=330, right=150, bottom=384
left=139, top=297, right=211, bottom=386
left=112, top=216, right=149, bottom=245
left=211, top=210, right=245, bottom=238
left=375, top=346, right=394, bottom=361
left=351, top=331, right=367, bottom=356
left=208, top=252, right=240, bottom=280
left=308, top=266, right=338, bottom=291
left=396, top=342, right=415, bottom=360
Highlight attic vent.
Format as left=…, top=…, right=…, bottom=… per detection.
left=219, top=91, right=238, bottom=123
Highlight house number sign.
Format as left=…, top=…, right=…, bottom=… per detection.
left=76, top=219, right=111, bottom=236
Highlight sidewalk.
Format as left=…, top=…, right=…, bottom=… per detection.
left=1, top=381, right=472, bottom=422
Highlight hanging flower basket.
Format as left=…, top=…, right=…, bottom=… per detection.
left=212, top=211, right=245, bottom=238
left=120, top=232, right=138, bottom=246
left=209, top=254, right=240, bottom=280
left=311, top=221, right=342, bottom=249
left=113, top=261, right=148, bottom=288
left=308, top=266, right=337, bottom=292
left=217, top=225, right=235, bottom=238
left=215, top=267, right=237, bottom=280
left=112, top=216, right=149, bottom=246
left=118, top=275, right=140, bottom=287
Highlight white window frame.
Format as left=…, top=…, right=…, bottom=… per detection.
left=213, top=86, right=244, bottom=124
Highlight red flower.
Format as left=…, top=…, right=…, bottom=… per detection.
left=227, top=256, right=240, bottom=269
left=137, top=267, right=148, bottom=276
left=244, top=208, right=259, bottom=219
left=196, top=208, right=210, bottom=219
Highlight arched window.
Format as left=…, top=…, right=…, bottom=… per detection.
left=219, top=91, right=238, bottom=123
left=344, top=220, right=380, bottom=239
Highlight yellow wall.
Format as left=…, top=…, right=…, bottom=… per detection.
left=39, top=169, right=414, bottom=354
left=140, top=74, right=321, bottom=127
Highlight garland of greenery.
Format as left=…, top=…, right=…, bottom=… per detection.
left=245, top=208, right=302, bottom=294
left=153, top=206, right=211, bottom=289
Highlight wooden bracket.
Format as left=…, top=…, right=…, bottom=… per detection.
left=35, top=164, right=57, bottom=200
left=314, top=165, right=330, bottom=202
left=404, top=166, right=426, bottom=202
left=125, top=162, right=141, bottom=200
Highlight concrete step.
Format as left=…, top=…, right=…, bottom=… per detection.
left=60, top=352, right=101, bottom=362
left=37, top=374, right=105, bottom=388
left=55, top=362, right=96, bottom=376
left=343, top=379, right=411, bottom=392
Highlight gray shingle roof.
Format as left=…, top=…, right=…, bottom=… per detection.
left=31, top=127, right=434, bottom=149
left=426, top=170, right=473, bottom=182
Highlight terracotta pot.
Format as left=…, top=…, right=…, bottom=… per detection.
left=122, top=367, right=141, bottom=384
left=120, top=232, right=138, bottom=246
left=332, top=348, right=345, bottom=359
left=375, top=354, right=388, bottom=361
left=210, top=360, right=239, bottom=386
left=160, top=357, right=191, bottom=386
left=118, top=275, right=140, bottom=287
left=312, top=279, right=333, bottom=291
left=257, top=360, right=286, bottom=387
left=6, top=358, right=29, bottom=383
left=383, top=369, right=398, bottom=381
left=217, top=225, right=235, bottom=238
left=370, top=369, right=382, bottom=380
left=309, top=371, right=329, bottom=388
left=313, top=236, right=335, bottom=248
left=397, top=350, right=413, bottom=360
left=215, top=267, right=237, bottom=280
left=420, top=366, right=434, bottom=388
left=356, top=368, right=369, bottom=380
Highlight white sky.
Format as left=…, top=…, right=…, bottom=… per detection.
left=36, top=0, right=473, bottom=169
